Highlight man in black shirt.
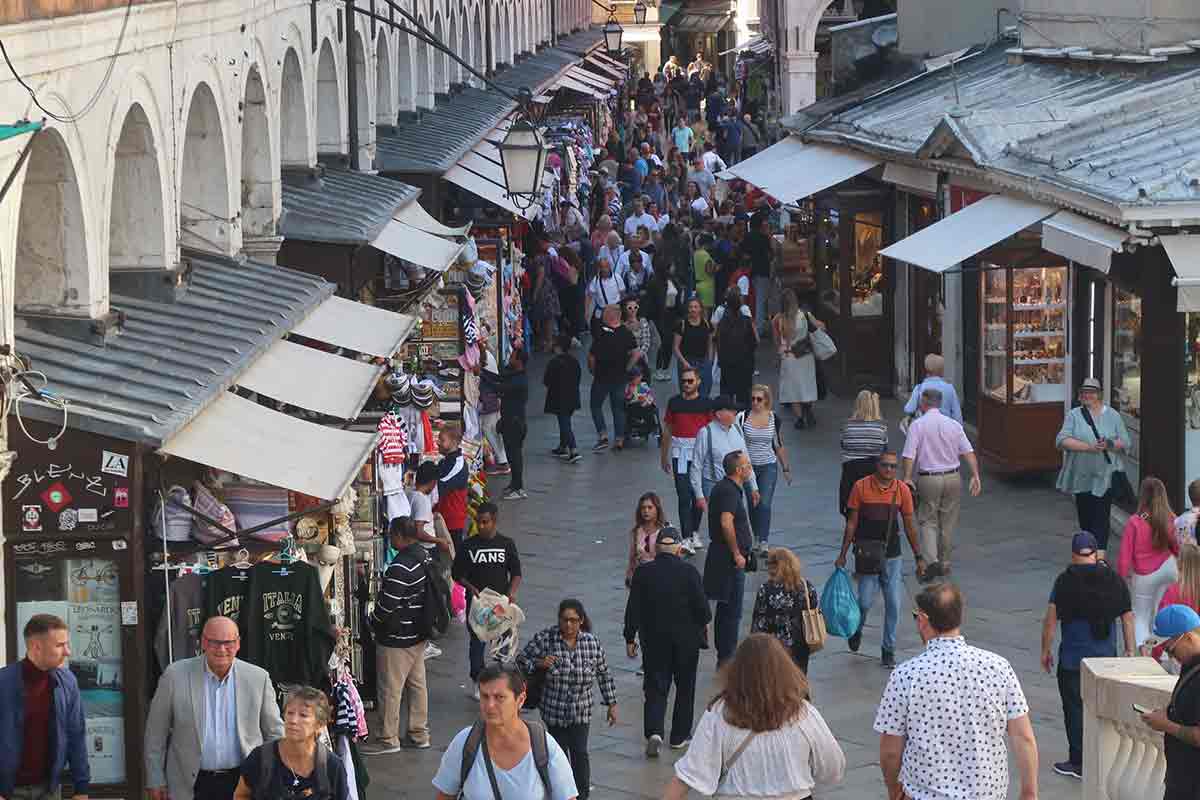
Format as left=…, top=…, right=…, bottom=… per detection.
left=589, top=304, right=641, bottom=451
left=703, top=450, right=753, bottom=664
left=1141, top=604, right=1200, bottom=800
left=743, top=216, right=773, bottom=335
left=451, top=503, right=522, bottom=696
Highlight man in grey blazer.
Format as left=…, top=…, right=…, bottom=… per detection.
left=144, top=616, right=284, bottom=800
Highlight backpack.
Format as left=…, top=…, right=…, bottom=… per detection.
left=256, top=740, right=333, bottom=800
left=420, top=553, right=452, bottom=638
left=460, top=719, right=552, bottom=799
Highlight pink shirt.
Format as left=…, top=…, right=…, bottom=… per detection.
left=1117, top=514, right=1179, bottom=577
left=901, top=408, right=973, bottom=473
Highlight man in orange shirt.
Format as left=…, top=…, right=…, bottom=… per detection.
left=836, top=452, right=923, bottom=668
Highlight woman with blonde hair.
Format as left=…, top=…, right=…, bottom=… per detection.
left=234, top=686, right=349, bottom=800
left=751, top=549, right=819, bottom=672
left=1117, top=476, right=1180, bottom=645
left=663, top=634, right=844, bottom=799
left=839, top=389, right=888, bottom=516
left=737, top=384, right=791, bottom=553
left=772, top=288, right=824, bottom=429
left=1159, top=543, right=1200, bottom=613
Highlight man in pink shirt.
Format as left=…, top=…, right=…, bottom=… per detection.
left=901, top=388, right=982, bottom=580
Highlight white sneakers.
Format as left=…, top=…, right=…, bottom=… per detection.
left=424, top=642, right=442, bottom=659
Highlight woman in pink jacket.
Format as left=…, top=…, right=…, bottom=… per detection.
left=1117, top=477, right=1180, bottom=645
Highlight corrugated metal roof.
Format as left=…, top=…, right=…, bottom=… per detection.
left=807, top=45, right=1200, bottom=206
left=14, top=253, right=334, bottom=446
left=376, top=39, right=595, bottom=175
left=279, top=168, right=420, bottom=246
left=555, top=28, right=606, bottom=56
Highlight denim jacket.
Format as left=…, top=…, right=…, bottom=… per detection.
left=0, top=661, right=90, bottom=796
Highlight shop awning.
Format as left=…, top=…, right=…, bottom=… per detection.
left=586, top=51, right=629, bottom=76
left=719, top=138, right=881, bottom=204
left=879, top=194, right=1056, bottom=273
left=584, top=54, right=626, bottom=80
left=444, top=161, right=538, bottom=221
left=882, top=162, right=939, bottom=196
left=160, top=392, right=378, bottom=500
left=395, top=201, right=471, bottom=237
left=567, top=65, right=617, bottom=90
left=292, top=295, right=416, bottom=358
left=719, top=35, right=774, bottom=57
left=1040, top=211, right=1127, bottom=274
left=672, top=11, right=732, bottom=33
left=372, top=219, right=464, bottom=272
left=553, top=74, right=606, bottom=98
left=1162, top=235, right=1200, bottom=312
left=235, top=339, right=383, bottom=419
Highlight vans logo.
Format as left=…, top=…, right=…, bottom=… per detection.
left=469, top=549, right=507, bottom=564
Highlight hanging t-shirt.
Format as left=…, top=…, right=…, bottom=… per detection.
left=239, top=561, right=336, bottom=685
left=205, top=565, right=254, bottom=625
left=155, top=572, right=207, bottom=669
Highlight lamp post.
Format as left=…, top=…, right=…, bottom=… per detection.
left=634, top=1, right=647, bottom=25
left=497, top=89, right=547, bottom=212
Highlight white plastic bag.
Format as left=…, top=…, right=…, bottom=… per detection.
left=468, top=588, right=526, bottom=663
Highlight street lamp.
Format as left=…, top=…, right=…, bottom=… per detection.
left=498, top=89, right=547, bottom=211
left=634, top=1, right=647, bottom=24
left=603, top=13, right=624, bottom=55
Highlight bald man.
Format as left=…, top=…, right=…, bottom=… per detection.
left=144, top=616, right=284, bottom=800
left=904, top=353, right=963, bottom=424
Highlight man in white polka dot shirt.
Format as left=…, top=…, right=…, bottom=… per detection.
left=874, top=583, right=1040, bottom=800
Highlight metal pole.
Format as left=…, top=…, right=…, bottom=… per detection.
left=346, top=0, right=359, bottom=169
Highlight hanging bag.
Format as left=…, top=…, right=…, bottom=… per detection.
left=1078, top=405, right=1135, bottom=506
left=191, top=481, right=238, bottom=547
left=807, top=313, right=837, bottom=361
left=853, top=485, right=899, bottom=576
left=151, top=485, right=194, bottom=543
left=820, top=566, right=862, bottom=638
left=794, top=580, right=827, bottom=654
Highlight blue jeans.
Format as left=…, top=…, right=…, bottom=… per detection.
left=712, top=568, right=746, bottom=664
left=679, top=358, right=713, bottom=399
left=857, top=556, right=903, bottom=652
left=557, top=412, right=577, bottom=450
left=590, top=381, right=625, bottom=440
left=673, top=458, right=702, bottom=537
left=750, top=462, right=778, bottom=544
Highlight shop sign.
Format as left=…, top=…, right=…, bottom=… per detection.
left=420, top=292, right=461, bottom=341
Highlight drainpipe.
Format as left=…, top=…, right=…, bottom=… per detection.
left=346, top=0, right=359, bottom=169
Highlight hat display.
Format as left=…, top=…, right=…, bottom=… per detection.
left=1071, top=531, right=1098, bottom=554
left=1153, top=604, right=1200, bottom=639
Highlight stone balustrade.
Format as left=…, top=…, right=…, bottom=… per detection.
left=1082, top=657, right=1179, bottom=800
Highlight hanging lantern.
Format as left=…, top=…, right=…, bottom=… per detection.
left=498, top=112, right=547, bottom=209
left=633, top=1, right=647, bottom=24
left=603, top=13, right=624, bottom=55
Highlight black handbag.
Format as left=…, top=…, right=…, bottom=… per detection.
left=1079, top=406, right=1136, bottom=506
left=854, top=486, right=899, bottom=576
left=523, top=667, right=547, bottom=710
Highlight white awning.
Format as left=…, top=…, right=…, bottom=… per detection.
left=586, top=52, right=628, bottom=77
left=1040, top=211, right=1127, bottom=274
left=395, top=201, right=471, bottom=237
left=160, top=392, right=378, bottom=500
left=879, top=194, right=1057, bottom=273
left=554, top=74, right=606, bottom=98
left=292, top=295, right=417, bottom=357
left=882, top=162, right=939, bottom=196
left=567, top=65, right=617, bottom=90
left=236, top=339, right=383, bottom=419
left=445, top=162, right=538, bottom=221
left=372, top=219, right=464, bottom=272
left=721, top=138, right=881, bottom=204
left=1162, top=235, right=1200, bottom=312
left=584, top=54, right=626, bottom=80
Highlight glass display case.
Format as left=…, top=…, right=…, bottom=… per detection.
left=1112, top=288, right=1142, bottom=487
left=977, top=262, right=1069, bottom=472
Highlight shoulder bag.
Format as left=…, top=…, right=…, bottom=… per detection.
left=1078, top=405, right=1135, bottom=506
left=794, top=580, right=827, bottom=653
left=789, top=313, right=814, bottom=358
left=807, top=313, right=838, bottom=361
left=853, top=484, right=899, bottom=576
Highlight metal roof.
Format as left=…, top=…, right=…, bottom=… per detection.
left=279, top=168, right=420, bottom=246
left=14, top=253, right=334, bottom=446
left=376, top=39, right=595, bottom=175
left=806, top=45, right=1200, bottom=207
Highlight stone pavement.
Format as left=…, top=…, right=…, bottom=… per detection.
left=368, top=345, right=1086, bottom=800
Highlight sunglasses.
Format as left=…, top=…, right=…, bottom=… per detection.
left=682, top=378, right=698, bottom=384
left=879, top=462, right=898, bottom=470
left=751, top=396, right=765, bottom=403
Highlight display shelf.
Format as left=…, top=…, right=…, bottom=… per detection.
left=1014, top=330, right=1064, bottom=338
left=1013, top=303, right=1066, bottom=311
left=1014, top=358, right=1066, bottom=365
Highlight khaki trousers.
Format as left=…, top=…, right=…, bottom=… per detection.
left=915, top=471, right=962, bottom=565
left=377, top=641, right=429, bottom=745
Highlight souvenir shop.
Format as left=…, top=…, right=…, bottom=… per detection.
left=2, top=254, right=415, bottom=798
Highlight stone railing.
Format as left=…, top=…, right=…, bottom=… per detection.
left=1082, top=657, right=1179, bottom=800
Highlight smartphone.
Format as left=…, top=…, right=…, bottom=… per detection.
left=1132, top=703, right=1152, bottom=714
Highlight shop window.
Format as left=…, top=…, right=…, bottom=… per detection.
left=816, top=208, right=840, bottom=314
left=981, top=265, right=1068, bottom=404
left=851, top=210, right=883, bottom=317
left=1112, top=288, right=1142, bottom=486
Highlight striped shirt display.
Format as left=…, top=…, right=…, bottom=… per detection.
left=840, top=419, right=888, bottom=462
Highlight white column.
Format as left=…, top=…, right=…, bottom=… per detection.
left=780, top=50, right=818, bottom=115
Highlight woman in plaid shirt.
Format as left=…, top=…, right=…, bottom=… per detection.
left=517, top=599, right=618, bottom=800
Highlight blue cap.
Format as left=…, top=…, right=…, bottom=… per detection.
left=1153, top=605, right=1200, bottom=639
left=1071, top=531, right=1098, bottom=554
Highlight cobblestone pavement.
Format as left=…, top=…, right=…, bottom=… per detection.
left=369, top=345, right=1084, bottom=800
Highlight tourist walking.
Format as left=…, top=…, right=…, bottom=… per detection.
left=673, top=297, right=714, bottom=396
left=737, top=384, right=791, bottom=552
left=839, top=389, right=888, bottom=516
left=432, top=664, right=578, bottom=800
left=496, top=348, right=530, bottom=500
left=661, top=367, right=714, bottom=553
left=624, top=530, right=710, bottom=756
left=876, top=583, right=1040, bottom=800
left=1040, top=530, right=1134, bottom=779
left=836, top=452, right=922, bottom=668
left=704, top=450, right=755, bottom=664
left=691, top=395, right=760, bottom=512
left=435, top=423, right=470, bottom=552
left=234, top=687, right=350, bottom=800
left=715, top=288, right=757, bottom=406
left=662, top=634, right=845, bottom=799
left=1175, top=479, right=1200, bottom=547
left=751, top=549, right=821, bottom=673
left=1118, top=477, right=1181, bottom=645
left=585, top=257, right=626, bottom=339
left=544, top=334, right=583, bottom=464
left=743, top=214, right=773, bottom=336
left=144, top=616, right=284, bottom=800
left=589, top=304, right=640, bottom=451
left=904, top=353, right=962, bottom=424
left=517, top=599, right=618, bottom=800
left=626, top=492, right=668, bottom=583
left=1056, top=376, right=1131, bottom=557
left=0, top=614, right=90, bottom=800
left=1159, top=543, right=1200, bottom=614
left=900, top=387, right=982, bottom=580
left=1138, top=605, right=1200, bottom=800
left=773, top=289, right=821, bottom=429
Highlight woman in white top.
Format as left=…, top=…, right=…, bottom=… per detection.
left=586, top=256, right=626, bottom=338
left=773, top=289, right=823, bottom=430
left=737, top=384, right=790, bottom=554
left=664, top=634, right=845, bottom=800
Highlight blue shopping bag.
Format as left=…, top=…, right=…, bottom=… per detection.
left=820, top=567, right=861, bottom=638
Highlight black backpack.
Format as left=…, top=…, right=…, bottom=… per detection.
left=419, top=554, right=451, bottom=638
left=459, top=719, right=552, bottom=799
left=256, top=740, right=333, bottom=800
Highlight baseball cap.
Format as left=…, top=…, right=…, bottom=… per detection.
left=712, top=394, right=738, bottom=411
left=1153, top=605, right=1200, bottom=639
left=657, top=526, right=680, bottom=546
left=1071, top=531, right=1098, bottom=555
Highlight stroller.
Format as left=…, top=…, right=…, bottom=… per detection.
left=624, top=367, right=662, bottom=446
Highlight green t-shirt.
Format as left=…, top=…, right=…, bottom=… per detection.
left=693, top=249, right=715, bottom=309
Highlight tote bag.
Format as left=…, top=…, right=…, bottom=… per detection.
left=795, top=581, right=827, bottom=653
left=810, top=324, right=837, bottom=361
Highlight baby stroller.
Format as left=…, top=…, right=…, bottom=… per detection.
left=625, top=399, right=661, bottom=445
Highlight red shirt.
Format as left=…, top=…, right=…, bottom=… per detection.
left=16, top=658, right=52, bottom=787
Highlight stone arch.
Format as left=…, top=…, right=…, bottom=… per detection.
left=241, top=65, right=275, bottom=239
left=108, top=104, right=167, bottom=272
left=499, top=4, right=511, bottom=65
left=473, top=4, right=485, bottom=80
left=796, top=0, right=841, bottom=51
left=397, top=27, right=415, bottom=112
left=280, top=47, right=311, bottom=166
left=316, top=38, right=343, bottom=155
left=376, top=30, right=395, bottom=126
left=415, top=15, right=434, bottom=108
left=449, top=12, right=461, bottom=85
left=432, top=14, right=448, bottom=93
left=457, top=11, right=471, bottom=85
left=15, top=128, right=94, bottom=315
left=179, top=82, right=234, bottom=253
